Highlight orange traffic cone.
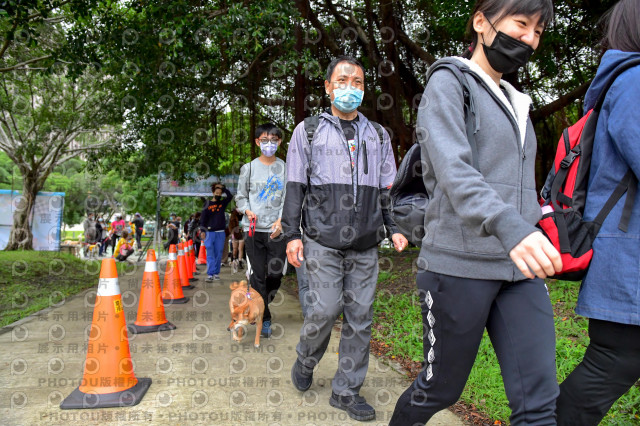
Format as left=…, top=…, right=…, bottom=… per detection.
left=184, top=241, right=193, bottom=279
left=190, top=242, right=198, bottom=276
left=162, top=244, right=189, bottom=304
left=196, top=244, right=207, bottom=265
left=187, top=240, right=198, bottom=281
left=130, top=250, right=176, bottom=334
left=178, top=242, right=195, bottom=290
left=60, top=258, right=151, bottom=409
left=186, top=240, right=198, bottom=281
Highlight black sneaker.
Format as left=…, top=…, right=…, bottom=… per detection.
left=329, top=392, right=376, bottom=421
left=290, top=360, right=313, bottom=391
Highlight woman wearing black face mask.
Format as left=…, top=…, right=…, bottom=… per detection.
left=389, top=1, right=561, bottom=425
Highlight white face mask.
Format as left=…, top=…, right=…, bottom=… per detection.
left=260, top=141, right=278, bottom=157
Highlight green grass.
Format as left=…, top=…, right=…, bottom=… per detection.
left=60, top=230, right=84, bottom=240
left=373, top=274, right=640, bottom=425
left=373, top=290, right=423, bottom=362
left=0, top=251, right=134, bottom=327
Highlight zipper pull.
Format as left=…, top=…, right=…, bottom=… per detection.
left=362, top=139, right=368, bottom=174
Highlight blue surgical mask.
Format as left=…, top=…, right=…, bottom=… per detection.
left=260, top=142, right=278, bottom=157
left=332, top=86, right=364, bottom=113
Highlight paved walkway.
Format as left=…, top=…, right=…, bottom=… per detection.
left=0, top=258, right=465, bottom=425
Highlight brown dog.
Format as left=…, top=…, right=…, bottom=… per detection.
left=227, top=280, right=265, bottom=347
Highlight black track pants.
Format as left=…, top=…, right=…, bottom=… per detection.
left=244, top=231, right=287, bottom=322
left=557, top=318, right=640, bottom=425
left=390, top=270, right=558, bottom=426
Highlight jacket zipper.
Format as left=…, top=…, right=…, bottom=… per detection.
left=336, top=119, right=359, bottom=214
left=479, top=84, right=526, bottom=214
left=354, top=128, right=360, bottom=213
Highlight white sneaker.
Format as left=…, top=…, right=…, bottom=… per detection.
left=205, top=275, right=214, bottom=282
left=213, top=275, right=221, bottom=281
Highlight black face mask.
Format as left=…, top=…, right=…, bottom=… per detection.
left=214, top=195, right=222, bottom=201
left=481, top=25, right=534, bottom=74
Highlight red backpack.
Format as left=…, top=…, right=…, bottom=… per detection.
left=538, top=59, right=639, bottom=281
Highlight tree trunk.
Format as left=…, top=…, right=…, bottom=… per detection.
left=294, top=23, right=307, bottom=125
left=248, top=71, right=257, bottom=159
left=5, top=173, right=41, bottom=250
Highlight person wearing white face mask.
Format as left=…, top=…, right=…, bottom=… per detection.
left=282, top=56, right=407, bottom=422
left=235, top=123, right=288, bottom=339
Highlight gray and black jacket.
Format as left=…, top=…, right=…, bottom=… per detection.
left=282, top=111, right=399, bottom=251
left=418, top=57, right=543, bottom=281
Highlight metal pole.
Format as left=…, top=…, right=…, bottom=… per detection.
left=155, top=172, right=162, bottom=258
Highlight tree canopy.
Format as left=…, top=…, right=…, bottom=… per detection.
left=0, top=3, right=116, bottom=248
left=56, top=0, right=615, bottom=183
left=0, top=0, right=621, bottom=249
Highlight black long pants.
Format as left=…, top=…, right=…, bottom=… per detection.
left=556, top=319, right=640, bottom=425
left=390, top=270, right=558, bottom=426
left=110, top=235, right=119, bottom=255
left=244, top=231, right=287, bottom=323
left=194, top=239, right=201, bottom=259
left=116, top=248, right=134, bottom=261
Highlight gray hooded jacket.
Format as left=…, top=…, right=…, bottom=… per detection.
left=418, top=57, right=542, bottom=281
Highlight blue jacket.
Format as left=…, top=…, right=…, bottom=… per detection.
left=576, top=50, right=640, bottom=326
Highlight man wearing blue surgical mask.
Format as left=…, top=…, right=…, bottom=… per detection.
left=282, top=56, right=408, bottom=422
left=235, top=123, right=287, bottom=339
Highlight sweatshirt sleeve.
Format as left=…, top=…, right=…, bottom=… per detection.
left=278, top=160, right=287, bottom=219
left=281, top=122, right=309, bottom=242
left=222, top=188, right=233, bottom=209
left=420, top=69, right=538, bottom=253
left=199, top=202, right=209, bottom=228
left=235, top=163, right=250, bottom=214
left=378, top=126, right=400, bottom=235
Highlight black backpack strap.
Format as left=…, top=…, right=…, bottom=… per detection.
left=593, top=169, right=637, bottom=232
left=303, top=116, right=320, bottom=187
left=303, top=116, right=319, bottom=145
left=370, top=121, right=384, bottom=145
left=426, top=60, right=480, bottom=170
left=246, top=160, right=251, bottom=196
left=363, top=121, right=386, bottom=175
left=303, top=116, right=320, bottom=151
left=619, top=172, right=637, bottom=232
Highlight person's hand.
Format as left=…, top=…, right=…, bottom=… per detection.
left=270, top=218, right=282, bottom=239
left=286, top=239, right=304, bottom=268
left=509, top=232, right=563, bottom=279
left=245, top=209, right=257, bottom=222
left=391, top=233, right=409, bottom=252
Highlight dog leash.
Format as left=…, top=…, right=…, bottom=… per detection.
left=246, top=216, right=257, bottom=300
